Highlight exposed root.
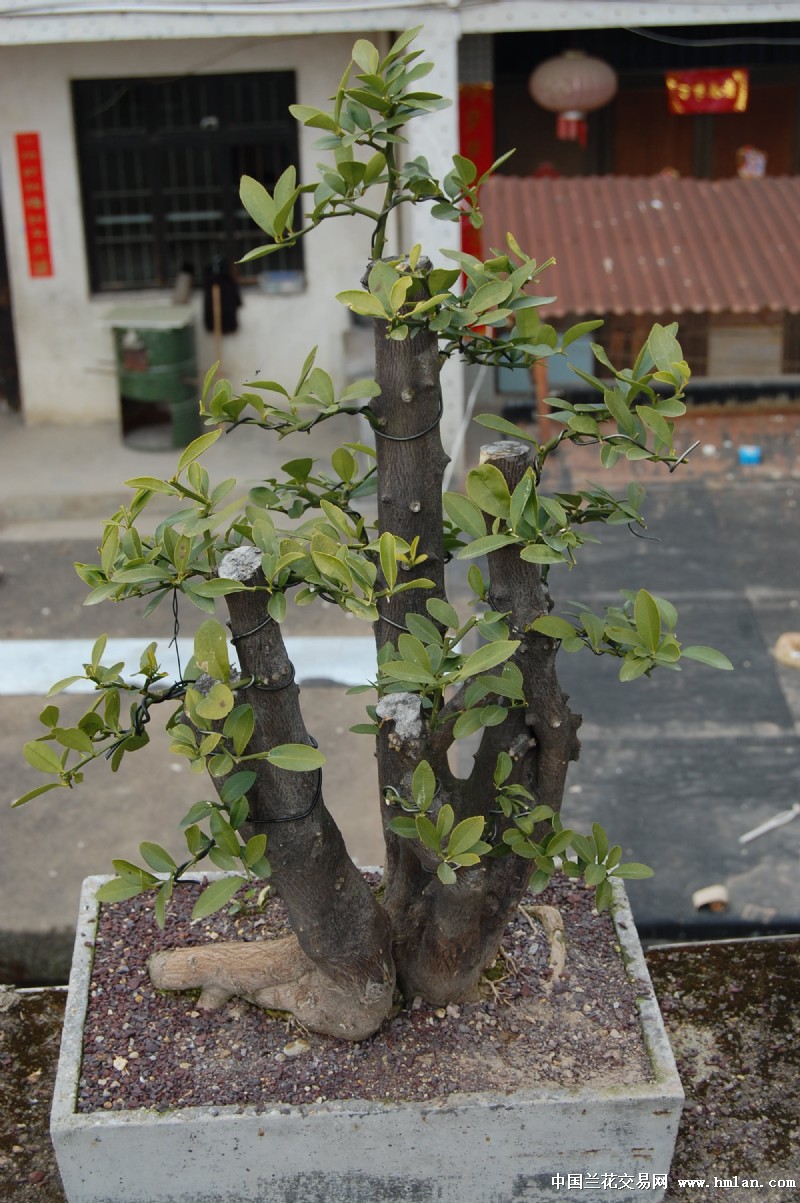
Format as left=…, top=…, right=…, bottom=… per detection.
left=520, top=904, right=566, bottom=993
left=148, top=933, right=394, bottom=1042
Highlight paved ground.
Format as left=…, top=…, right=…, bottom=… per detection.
left=1, top=398, right=799, bottom=982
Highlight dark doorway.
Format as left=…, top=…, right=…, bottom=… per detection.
left=0, top=195, right=20, bottom=411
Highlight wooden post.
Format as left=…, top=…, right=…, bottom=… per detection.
left=212, top=283, right=223, bottom=374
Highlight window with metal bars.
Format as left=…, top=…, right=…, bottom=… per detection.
left=72, top=72, right=303, bottom=292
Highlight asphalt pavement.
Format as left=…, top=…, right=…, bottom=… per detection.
left=1, top=399, right=799, bottom=983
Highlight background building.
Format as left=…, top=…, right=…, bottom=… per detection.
left=1, top=2, right=797, bottom=436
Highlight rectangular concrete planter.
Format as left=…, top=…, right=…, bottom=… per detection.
left=51, top=874, right=683, bottom=1203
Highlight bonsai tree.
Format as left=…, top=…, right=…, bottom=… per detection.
left=14, top=29, right=731, bottom=1041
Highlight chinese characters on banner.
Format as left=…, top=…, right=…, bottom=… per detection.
left=458, top=83, right=494, bottom=259
left=15, top=132, right=53, bottom=277
left=665, top=68, right=749, bottom=115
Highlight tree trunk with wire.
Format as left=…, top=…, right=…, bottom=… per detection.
left=149, top=321, right=581, bottom=1033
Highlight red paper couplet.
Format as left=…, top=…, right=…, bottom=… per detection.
left=15, top=132, right=54, bottom=278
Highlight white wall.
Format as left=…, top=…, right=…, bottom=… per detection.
left=0, top=33, right=382, bottom=424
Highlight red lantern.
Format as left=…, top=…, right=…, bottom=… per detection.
left=528, top=51, right=618, bottom=149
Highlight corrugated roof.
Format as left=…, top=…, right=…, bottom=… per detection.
left=480, top=175, right=800, bottom=318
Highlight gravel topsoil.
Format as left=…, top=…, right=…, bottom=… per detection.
left=1, top=891, right=797, bottom=1203
left=78, top=874, right=651, bottom=1112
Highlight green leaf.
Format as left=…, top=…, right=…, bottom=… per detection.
left=647, top=323, right=682, bottom=374
left=619, top=656, right=651, bottom=682
left=52, top=727, right=94, bottom=755
left=96, top=878, right=149, bottom=904
left=437, top=862, right=457, bottom=885
left=180, top=806, right=213, bottom=836
left=416, top=814, right=441, bottom=854
left=379, top=532, right=397, bottom=590
left=243, top=834, right=268, bottom=868
left=10, top=782, right=63, bottom=808
left=23, top=741, right=64, bottom=775
left=447, top=816, right=486, bottom=858
left=412, top=760, right=436, bottom=810
left=176, top=429, right=222, bottom=474
left=191, top=579, right=249, bottom=598
left=455, top=533, right=519, bottom=560
left=336, top=290, right=387, bottom=319
left=561, top=319, right=603, bottom=350
left=452, top=708, right=485, bottom=740
left=124, top=476, right=176, bottom=495
left=210, top=811, right=241, bottom=858
left=528, top=868, right=552, bottom=893
left=153, top=879, right=173, bottom=930
left=139, top=842, right=177, bottom=874
left=531, top=616, right=576, bottom=641
left=592, top=822, right=609, bottom=862
left=380, top=660, right=435, bottom=686
left=611, top=862, right=655, bottom=880
left=584, top=862, right=607, bottom=887
left=46, top=675, right=83, bottom=696
left=404, top=613, right=442, bottom=645
left=288, top=103, right=338, bottom=131
left=457, top=640, right=519, bottom=681
left=194, top=683, right=235, bottom=721
left=193, top=619, right=231, bottom=681
left=265, top=743, right=326, bottom=772
left=220, top=769, right=257, bottom=804
left=473, top=413, right=538, bottom=445
left=636, top=405, right=673, bottom=449
left=267, top=592, right=287, bottom=623
left=633, top=589, right=661, bottom=654
left=681, top=645, right=734, bottom=671
left=466, top=464, right=512, bottom=519
left=470, top=280, right=512, bottom=315
left=240, top=175, right=277, bottom=234
left=436, top=803, right=455, bottom=839
left=111, top=860, right=159, bottom=888
left=352, top=37, right=380, bottom=74
left=519, top=544, right=565, bottom=565
left=191, top=876, right=243, bottom=922
left=426, top=597, right=459, bottom=630
left=223, top=707, right=255, bottom=758
left=595, top=878, right=614, bottom=912
left=442, top=491, right=486, bottom=539
left=387, top=816, right=419, bottom=839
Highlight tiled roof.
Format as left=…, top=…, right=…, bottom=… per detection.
left=480, top=175, right=800, bottom=318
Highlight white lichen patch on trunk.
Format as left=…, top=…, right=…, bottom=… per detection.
left=219, top=545, right=262, bottom=582
left=376, top=692, right=423, bottom=741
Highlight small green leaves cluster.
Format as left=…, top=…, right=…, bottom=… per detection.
left=545, top=323, right=693, bottom=468
left=445, top=463, right=645, bottom=574
left=533, top=589, right=734, bottom=682
left=524, top=817, right=654, bottom=914
left=385, top=753, right=652, bottom=908
left=239, top=28, right=453, bottom=264
left=95, top=771, right=272, bottom=928
left=337, top=234, right=557, bottom=362
left=385, top=761, right=492, bottom=885
left=375, top=596, right=521, bottom=735
left=72, top=420, right=437, bottom=628
left=15, top=636, right=172, bottom=809
left=200, top=351, right=380, bottom=439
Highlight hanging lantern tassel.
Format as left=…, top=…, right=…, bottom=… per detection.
left=529, top=51, right=617, bottom=148
left=556, top=111, right=588, bottom=148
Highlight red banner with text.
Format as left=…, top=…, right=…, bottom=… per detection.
left=16, top=132, right=53, bottom=278
left=665, top=68, right=749, bottom=115
left=459, top=83, right=494, bottom=260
